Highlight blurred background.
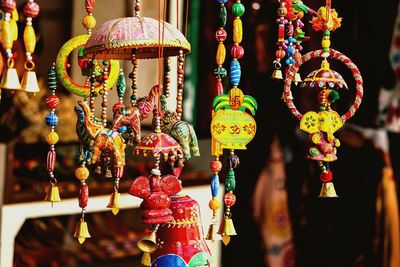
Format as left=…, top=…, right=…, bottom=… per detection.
left=0, top=0, right=399, bottom=267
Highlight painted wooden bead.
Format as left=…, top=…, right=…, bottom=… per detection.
left=211, top=174, right=220, bottom=197
left=23, top=25, right=36, bottom=53
left=85, top=0, right=95, bottom=13
left=1, top=0, right=16, bottom=13
left=216, top=43, right=226, bottom=66
left=232, top=2, right=245, bottom=17
left=210, top=160, right=222, bottom=172
left=79, top=183, right=89, bottom=208
left=209, top=197, right=221, bottom=211
left=82, top=15, right=96, bottom=30
left=47, top=150, right=56, bottom=172
left=45, top=113, right=58, bottom=127
left=275, top=49, right=285, bottom=59
left=215, top=28, right=227, bottom=42
left=231, top=45, right=244, bottom=59
left=223, top=192, right=236, bottom=207
left=2, top=20, right=12, bottom=50
left=233, top=18, right=243, bottom=44
left=229, top=87, right=244, bottom=110
left=45, top=95, right=59, bottom=109
left=215, top=0, right=228, bottom=3
left=213, top=67, right=227, bottom=79
left=45, top=132, right=59, bottom=145
left=75, top=166, right=89, bottom=181
left=24, top=1, right=40, bottom=18
left=219, top=6, right=227, bottom=28
left=230, top=60, right=241, bottom=87
left=215, top=80, right=224, bottom=95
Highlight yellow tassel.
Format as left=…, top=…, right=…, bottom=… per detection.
left=141, top=252, right=152, bottom=266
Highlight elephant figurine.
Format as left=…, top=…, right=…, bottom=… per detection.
left=300, top=110, right=343, bottom=162
left=161, top=110, right=200, bottom=160
left=111, top=85, right=159, bottom=144
left=76, top=101, right=126, bottom=168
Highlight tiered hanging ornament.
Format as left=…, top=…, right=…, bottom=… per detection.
left=282, top=1, right=363, bottom=197
left=44, top=64, right=62, bottom=206
left=208, top=0, right=258, bottom=246
left=21, top=0, right=40, bottom=95
left=0, top=0, right=21, bottom=95
left=272, top=0, right=314, bottom=81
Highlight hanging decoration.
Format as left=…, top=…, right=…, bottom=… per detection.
left=20, top=0, right=40, bottom=95
left=282, top=0, right=363, bottom=197
left=208, top=0, right=258, bottom=246
left=0, top=0, right=21, bottom=94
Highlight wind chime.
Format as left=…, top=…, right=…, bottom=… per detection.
left=207, top=0, right=258, bottom=246
left=0, top=0, right=40, bottom=99
left=281, top=0, right=364, bottom=197
left=45, top=0, right=212, bottom=266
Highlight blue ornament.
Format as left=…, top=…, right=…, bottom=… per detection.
left=230, top=60, right=241, bottom=86
left=215, top=0, right=228, bottom=3
left=45, top=113, right=58, bottom=127
left=211, top=174, right=220, bottom=198
left=151, top=255, right=187, bottom=267
left=118, top=126, right=128, bottom=133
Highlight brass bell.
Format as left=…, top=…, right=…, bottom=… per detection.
left=271, top=69, right=283, bottom=80
left=0, top=67, right=21, bottom=90
left=206, top=223, right=222, bottom=242
left=44, top=184, right=61, bottom=204
left=137, top=230, right=157, bottom=253
left=294, top=72, right=302, bottom=85
left=74, top=218, right=91, bottom=244
left=217, top=218, right=237, bottom=246
left=107, top=190, right=121, bottom=215
left=21, top=70, right=40, bottom=95
left=319, top=182, right=338, bottom=198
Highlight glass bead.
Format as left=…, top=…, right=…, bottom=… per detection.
left=45, top=113, right=58, bottom=127
left=232, top=2, right=245, bottom=17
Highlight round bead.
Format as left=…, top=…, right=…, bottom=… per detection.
left=231, top=45, right=244, bottom=59
left=215, top=0, right=228, bottom=3
left=224, top=192, right=236, bottom=207
left=209, top=198, right=221, bottom=211
left=45, top=132, right=59, bottom=145
left=232, top=2, right=245, bottom=17
left=1, top=0, right=16, bottom=13
left=225, top=177, right=236, bottom=191
left=45, top=95, right=60, bottom=109
left=24, top=2, right=40, bottom=18
left=275, top=49, right=285, bottom=59
left=277, top=6, right=287, bottom=17
left=320, top=170, right=333, bottom=183
left=45, top=113, right=58, bottom=127
left=210, top=160, right=222, bottom=172
left=82, top=15, right=96, bottom=29
left=215, top=28, right=227, bottom=42
left=75, top=166, right=90, bottom=181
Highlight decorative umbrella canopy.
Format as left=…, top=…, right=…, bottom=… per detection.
left=134, top=132, right=184, bottom=160
left=301, top=59, right=348, bottom=89
left=83, top=17, right=191, bottom=60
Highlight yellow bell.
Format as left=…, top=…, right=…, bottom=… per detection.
left=44, top=184, right=61, bottom=203
left=107, top=190, right=121, bottom=215
left=294, top=72, right=302, bottom=85
left=271, top=69, right=283, bottom=80
left=137, top=230, right=157, bottom=253
left=21, top=70, right=40, bottom=95
left=217, top=218, right=237, bottom=246
left=74, top=218, right=91, bottom=244
left=206, top=222, right=222, bottom=242
left=319, top=182, right=338, bottom=198
left=0, top=67, right=21, bottom=90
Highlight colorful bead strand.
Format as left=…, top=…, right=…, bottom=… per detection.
left=214, top=0, right=228, bottom=95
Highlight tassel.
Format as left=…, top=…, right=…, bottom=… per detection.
left=141, top=252, right=152, bottom=266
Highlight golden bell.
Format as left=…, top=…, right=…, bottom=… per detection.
left=206, top=223, right=222, bottom=242
left=294, top=72, right=302, bottom=85
left=21, top=70, right=40, bottom=95
left=271, top=69, right=283, bottom=80
left=0, top=67, right=22, bottom=90
left=137, top=230, right=157, bottom=253
left=217, top=218, right=237, bottom=246
left=74, top=218, right=91, bottom=244
left=107, top=190, right=121, bottom=215
left=319, top=182, right=339, bottom=198
left=44, top=184, right=61, bottom=204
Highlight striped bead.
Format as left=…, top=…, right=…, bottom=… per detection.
left=230, top=60, right=241, bottom=86
left=47, top=150, right=56, bottom=172
left=79, top=183, right=89, bottom=208
left=211, top=174, right=220, bottom=198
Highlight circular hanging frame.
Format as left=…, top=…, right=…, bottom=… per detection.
left=55, top=34, right=119, bottom=97
left=283, top=49, right=363, bottom=123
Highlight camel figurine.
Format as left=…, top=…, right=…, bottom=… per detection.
left=76, top=101, right=126, bottom=168
left=111, top=85, right=160, bottom=144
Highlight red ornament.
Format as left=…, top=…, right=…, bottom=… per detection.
left=46, top=150, right=56, bottom=172
left=320, top=170, right=333, bottom=183
left=275, top=49, right=286, bottom=59
left=231, top=45, right=244, bottom=59
left=215, top=80, right=224, bottom=95
left=45, top=95, right=60, bottom=109
left=210, top=160, right=222, bottom=173
left=224, top=192, right=236, bottom=207
left=23, top=2, right=40, bottom=18
left=85, top=0, right=95, bottom=13
left=79, top=183, right=89, bottom=208
left=1, top=0, right=16, bottom=13
left=215, top=28, right=227, bottom=42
